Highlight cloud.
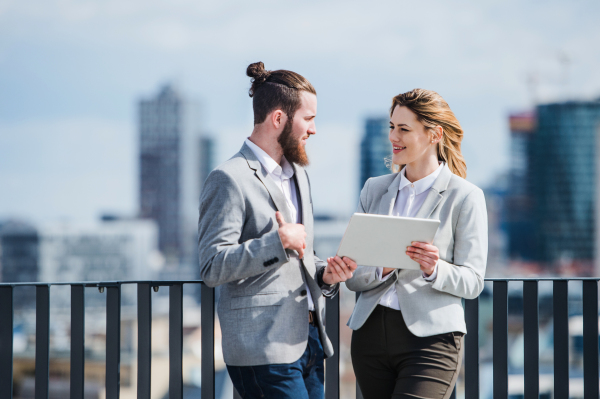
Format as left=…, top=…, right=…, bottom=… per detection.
left=0, top=0, right=599, bottom=223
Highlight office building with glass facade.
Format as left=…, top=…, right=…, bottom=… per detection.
left=359, top=117, right=391, bottom=191
left=529, top=100, right=600, bottom=267
left=506, top=111, right=537, bottom=260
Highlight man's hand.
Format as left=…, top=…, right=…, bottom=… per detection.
left=323, top=256, right=358, bottom=285
left=276, top=211, right=307, bottom=259
left=406, top=241, right=439, bottom=276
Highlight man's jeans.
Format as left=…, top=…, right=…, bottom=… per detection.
left=227, top=323, right=325, bottom=399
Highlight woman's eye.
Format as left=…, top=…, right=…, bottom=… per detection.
left=401, top=128, right=409, bottom=132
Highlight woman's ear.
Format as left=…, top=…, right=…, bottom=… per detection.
left=432, top=126, right=443, bottom=143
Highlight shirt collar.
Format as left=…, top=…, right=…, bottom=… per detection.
left=398, top=162, right=444, bottom=195
left=244, top=138, right=294, bottom=179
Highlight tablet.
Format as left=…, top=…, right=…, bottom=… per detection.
left=336, top=213, right=440, bottom=270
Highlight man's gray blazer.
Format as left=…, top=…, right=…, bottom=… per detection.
left=346, top=164, right=487, bottom=336
left=198, top=143, right=337, bottom=366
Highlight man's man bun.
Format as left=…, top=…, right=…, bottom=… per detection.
left=245, top=62, right=316, bottom=125
left=247, top=62, right=271, bottom=97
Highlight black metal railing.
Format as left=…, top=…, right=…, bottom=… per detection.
left=0, top=278, right=599, bottom=399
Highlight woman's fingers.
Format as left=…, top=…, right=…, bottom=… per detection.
left=409, top=252, right=433, bottom=263
left=407, top=250, right=438, bottom=262
left=409, top=242, right=438, bottom=253
left=408, top=253, right=436, bottom=272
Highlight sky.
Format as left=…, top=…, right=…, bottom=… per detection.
left=1, top=0, right=599, bottom=224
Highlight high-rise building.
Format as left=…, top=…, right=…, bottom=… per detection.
left=528, top=99, right=600, bottom=270
left=139, top=84, right=214, bottom=265
left=505, top=111, right=537, bottom=261
left=360, top=117, right=391, bottom=191
left=0, top=220, right=39, bottom=307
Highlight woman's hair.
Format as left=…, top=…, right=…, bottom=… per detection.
left=390, top=89, right=467, bottom=178
left=247, top=62, right=316, bottom=125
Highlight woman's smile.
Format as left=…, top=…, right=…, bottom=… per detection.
left=392, top=145, right=406, bottom=154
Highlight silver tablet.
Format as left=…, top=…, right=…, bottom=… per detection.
left=336, top=213, right=440, bottom=270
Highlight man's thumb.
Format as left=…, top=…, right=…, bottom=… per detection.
left=275, top=211, right=286, bottom=227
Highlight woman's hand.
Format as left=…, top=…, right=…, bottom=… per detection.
left=406, top=241, right=439, bottom=276
left=323, top=256, right=358, bottom=285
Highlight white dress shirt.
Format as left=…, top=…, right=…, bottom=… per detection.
left=245, top=139, right=315, bottom=311
left=376, top=162, right=444, bottom=311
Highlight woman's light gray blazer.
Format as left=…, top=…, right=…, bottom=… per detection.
left=346, top=164, right=488, bottom=336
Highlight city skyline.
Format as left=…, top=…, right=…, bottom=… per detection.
left=2, top=0, right=599, bottom=224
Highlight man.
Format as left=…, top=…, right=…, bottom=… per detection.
left=198, top=62, right=356, bottom=399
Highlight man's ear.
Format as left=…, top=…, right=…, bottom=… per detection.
left=270, top=110, right=286, bottom=129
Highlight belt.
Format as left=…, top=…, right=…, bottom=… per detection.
left=308, top=310, right=317, bottom=326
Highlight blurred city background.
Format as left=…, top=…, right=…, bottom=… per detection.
left=1, top=0, right=600, bottom=398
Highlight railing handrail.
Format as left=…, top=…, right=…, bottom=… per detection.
left=0, top=279, right=205, bottom=287
left=1, top=276, right=599, bottom=288
left=1, top=277, right=600, bottom=399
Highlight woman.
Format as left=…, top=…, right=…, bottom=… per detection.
left=328, top=89, right=487, bottom=399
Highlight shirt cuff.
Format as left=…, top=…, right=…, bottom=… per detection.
left=422, top=262, right=438, bottom=282
left=317, top=267, right=338, bottom=297
left=376, top=267, right=394, bottom=282
left=321, top=284, right=337, bottom=297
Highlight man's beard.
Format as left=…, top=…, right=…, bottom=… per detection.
left=277, top=117, right=309, bottom=166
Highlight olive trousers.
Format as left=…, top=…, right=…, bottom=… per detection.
left=351, top=305, right=463, bottom=399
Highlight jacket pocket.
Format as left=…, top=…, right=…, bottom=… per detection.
left=230, top=292, right=285, bottom=309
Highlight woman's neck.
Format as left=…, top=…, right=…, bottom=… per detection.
left=404, top=154, right=440, bottom=183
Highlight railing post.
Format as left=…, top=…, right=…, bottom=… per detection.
left=553, top=280, right=569, bottom=399
left=70, top=285, right=85, bottom=399
left=137, top=283, right=152, bottom=399
left=106, top=285, right=121, bottom=399
left=493, top=281, right=508, bottom=399
left=355, top=292, right=363, bottom=399
left=464, top=297, right=480, bottom=399
left=325, top=293, right=340, bottom=399
left=523, top=280, right=539, bottom=398
left=169, top=284, right=183, bottom=399
left=583, top=280, right=599, bottom=399
left=201, top=283, right=215, bottom=399
left=0, top=286, right=14, bottom=399
left=35, top=285, right=50, bottom=399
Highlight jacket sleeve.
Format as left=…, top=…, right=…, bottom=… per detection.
left=314, top=255, right=340, bottom=297
left=198, top=169, right=289, bottom=287
left=344, top=178, right=392, bottom=292
left=431, top=188, right=488, bottom=299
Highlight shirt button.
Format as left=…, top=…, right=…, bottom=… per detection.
left=411, top=184, right=414, bottom=187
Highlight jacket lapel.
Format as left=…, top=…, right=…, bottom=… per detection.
left=415, top=164, right=452, bottom=219
left=291, top=164, right=317, bottom=276
left=378, top=173, right=402, bottom=215
left=240, top=143, right=293, bottom=223
left=291, top=164, right=311, bottom=229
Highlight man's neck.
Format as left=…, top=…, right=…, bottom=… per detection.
left=248, top=129, right=283, bottom=165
